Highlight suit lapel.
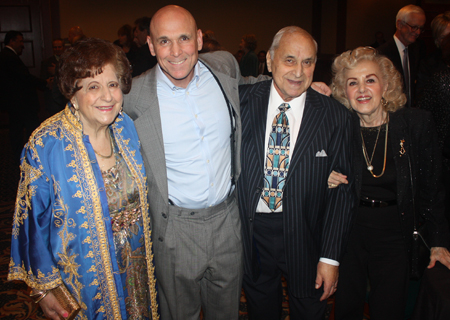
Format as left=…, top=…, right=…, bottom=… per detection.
left=288, top=88, right=326, bottom=176
left=250, top=83, right=271, bottom=172
left=135, top=68, right=169, bottom=201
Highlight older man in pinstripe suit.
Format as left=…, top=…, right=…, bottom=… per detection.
left=237, top=26, right=355, bottom=319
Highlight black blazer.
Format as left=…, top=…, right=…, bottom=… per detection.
left=377, top=38, right=425, bottom=106
left=351, top=108, right=450, bottom=251
left=0, top=47, right=46, bottom=112
left=237, top=81, right=355, bottom=298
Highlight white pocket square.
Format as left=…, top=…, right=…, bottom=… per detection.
left=315, top=150, right=327, bottom=157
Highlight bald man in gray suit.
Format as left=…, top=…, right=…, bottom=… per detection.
left=123, top=5, right=266, bottom=320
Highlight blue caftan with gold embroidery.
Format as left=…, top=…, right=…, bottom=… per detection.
left=8, top=106, right=159, bottom=320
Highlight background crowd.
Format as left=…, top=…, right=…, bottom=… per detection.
left=2, top=2, right=450, bottom=320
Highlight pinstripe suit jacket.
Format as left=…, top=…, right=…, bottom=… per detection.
left=238, top=81, right=356, bottom=298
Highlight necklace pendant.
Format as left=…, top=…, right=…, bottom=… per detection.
left=367, top=165, right=373, bottom=171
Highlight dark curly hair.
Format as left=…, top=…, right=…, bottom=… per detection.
left=57, top=38, right=132, bottom=100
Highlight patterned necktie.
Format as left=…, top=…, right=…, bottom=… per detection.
left=403, top=47, right=411, bottom=106
left=261, top=103, right=291, bottom=211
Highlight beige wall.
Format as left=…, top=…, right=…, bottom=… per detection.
left=344, top=0, right=411, bottom=51
left=59, top=0, right=428, bottom=56
left=59, top=0, right=313, bottom=55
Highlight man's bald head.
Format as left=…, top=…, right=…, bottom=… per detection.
left=148, top=5, right=203, bottom=88
left=68, top=26, right=85, bottom=45
left=150, top=5, right=198, bottom=36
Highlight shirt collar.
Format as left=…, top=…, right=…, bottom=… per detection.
left=268, top=80, right=306, bottom=111
left=156, top=61, right=201, bottom=91
left=6, top=45, right=18, bottom=55
left=394, top=35, right=407, bottom=51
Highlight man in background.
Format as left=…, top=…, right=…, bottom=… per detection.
left=41, top=38, right=64, bottom=116
left=378, top=4, right=426, bottom=107
left=0, top=31, right=48, bottom=161
left=132, top=16, right=157, bottom=76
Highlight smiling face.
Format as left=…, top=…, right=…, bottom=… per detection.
left=71, top=64, right=123, bottom=134
left=344, top=60, right=388, bottom=123
left=267, top=31, right=316, bottom=102
left=396, top=12, right=426, bottom=46
left=148, top=6, right=203, bottom=88
left=52, top=40, right=64, bottom=56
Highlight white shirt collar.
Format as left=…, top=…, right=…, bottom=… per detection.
left=394, top=35, right=407, bottom=51
left=156, top=61, right=200, bottom=91
left=268, top=80, right=306, bottom=111
left=6, top=45, right=18, bottom=55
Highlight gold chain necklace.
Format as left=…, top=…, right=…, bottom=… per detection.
left=360, top=113, right=389, bottom=178
left=94, top=130, right=114, bottom=159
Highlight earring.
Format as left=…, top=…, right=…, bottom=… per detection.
left=381, top=97, right=388, bottom=108
left=119, top=107, right=123, bottom=116
left=71, top=101, right=81, bottom=122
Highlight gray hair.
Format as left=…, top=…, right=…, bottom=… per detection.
left=396, top=5, right=425, bottom=24
left=268, top=26, right=318, bottom=61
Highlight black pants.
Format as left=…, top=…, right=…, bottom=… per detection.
left=334, top=205, right=409, bottom=320
left=243, top=213, right=326, bottom=320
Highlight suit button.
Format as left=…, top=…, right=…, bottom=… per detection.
left=158, top=237, right=164, bottom=242
left=162, top=213, right=167, bottom=219
left=401, top=212, right=405, bottom=216
left=249, top=218, right=253, bottom=222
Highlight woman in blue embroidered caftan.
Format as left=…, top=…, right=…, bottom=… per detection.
left=8, top=38, right=159, bottom=320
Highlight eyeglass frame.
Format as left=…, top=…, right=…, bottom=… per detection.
left=402, top=21, right=425, bottom=33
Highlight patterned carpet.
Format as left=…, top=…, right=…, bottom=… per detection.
left=0, top=124, right=338, bottom=319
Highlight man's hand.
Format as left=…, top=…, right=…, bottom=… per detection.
left=315, top=261, right=339, bottom=301
left=428, top=247, right=450, bottom=269
left=311, top=82, right=332, bottom=96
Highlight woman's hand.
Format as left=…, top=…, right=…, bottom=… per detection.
left=328, top=170, right=348, bottom=188
left=428, top=247, right=450, bottom=270
left=34, top=290, right=69, bottom=320
left=311, top=82, right=332, bottom=96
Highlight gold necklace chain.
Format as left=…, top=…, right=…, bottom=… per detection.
left=361, top=113, right=389, bottom=178
left=94, top=130, right=114, bottom=159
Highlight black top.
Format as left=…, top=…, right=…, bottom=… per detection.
left=360, top=124, right=397, bottom=201
left=351, top=108, right=450, bottom=249
left=418, top=65, right=450, bottom=162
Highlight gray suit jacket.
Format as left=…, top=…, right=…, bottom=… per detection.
left=123, top=50, right=264, bottom=258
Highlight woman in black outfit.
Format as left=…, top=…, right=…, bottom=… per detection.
left=419, top=34, right=450, bottom=223
left=328, top=47, right=450, bottom=320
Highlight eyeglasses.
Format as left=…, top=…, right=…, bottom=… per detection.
left=402, top=21, right=425, bottom=33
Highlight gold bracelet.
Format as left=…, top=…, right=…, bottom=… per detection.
left=30, top=290, right=49, bottom=304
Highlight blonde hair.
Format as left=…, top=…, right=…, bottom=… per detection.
left=331, top=47, right=406, bottom=112
left=431, top=12, right=450, bottom=48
